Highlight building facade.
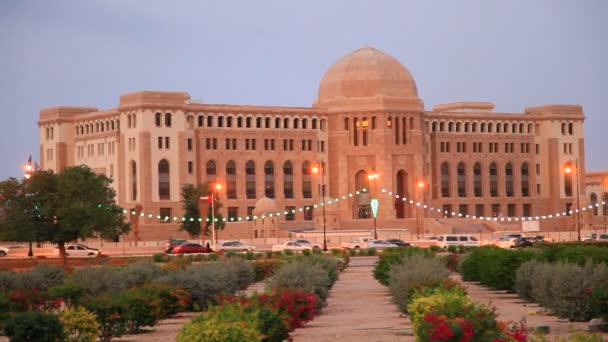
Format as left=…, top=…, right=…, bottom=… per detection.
left=38, top=47, right=602, bottom=240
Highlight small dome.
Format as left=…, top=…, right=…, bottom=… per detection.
left=316, top=47, right=420, bottom=107
left=253, top=197, right=278, bottom=215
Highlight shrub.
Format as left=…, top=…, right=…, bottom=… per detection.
left=71, top=266, right=123, bottom=296
left=152, top=253, right=166, bottom=262
left=331, top=248, right=342, bottom=256
left=59, top=306, right=99, bottom=342
left=514, top=260, right=546, bottom=301
left=267, top=260, right=329, bottom=309
left=459, top=246, right=535, bottom=290
left=408, top=292, right=508, bottom=341
left=283, top=249, right=294, bottom=256
left=302, top=249, right=311, bottom=257
left=245, top=251, right=256, bottom=260
left=82, top=294, right=128, bottom=341
left=48, top=280, right=85, bottom=307
left=118, top=287, right=161, bottom=333
left=374, top=247, right=432, bottom=286
left=17, top=264, right=66, bottom=291
left=589, top=286, right=608, bottom=321
left=429, top=245, right=442, bottom=252
left=387, top=254, right=450, bottom=312
left=120, top=261, right=166, bottom=288
left=4, top=311, right=65, bottom=342
left=0, top=270, right=17, bottom=292
left=273, top=251, right=283, bottom=258
left=177, top=303, right=263, bottom=342
left=366, top=247, right=377, bottom=256
left=253, top=260, right=281, bottom=282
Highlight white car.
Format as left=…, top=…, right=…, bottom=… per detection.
left=365, top=240, right=398, bottom=249
left=54, top=244, right=101, bottom=257
left=292, top=239, right=322, bottom=250
left=493, top=237, right=518, bottom=249
left=0, top=246, right=9, bottom=257
left=271, top=241, right=313, bottom=252
left=216, top=240, right=256, bottom=252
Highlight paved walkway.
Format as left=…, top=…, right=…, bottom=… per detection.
left=291, top=256, right=414, bottom=342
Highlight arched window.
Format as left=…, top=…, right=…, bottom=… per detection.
left=127, top=115, right=132, bottom=128
left=591, top=193, right=598, bottom=215
left=207, top=116, right=213, bottom=127
left=164, top=113, right=171, bottom=127
left=519, top=123, right=524, bottom=133
left=474, top=163, right=482, bottom=197
left=283, top=118, right=289, bottom=128
left=472, top=122, right=477, bottom=132
left=186, top=116, right=194, bottom=129
left=131, top=161, right=137, bottom=201
left=302, top=118, right=308, bottom=129
left=256, top=117, right=262, bottom=128
left=432, top=122, right=437, bottom=132
left=561, top=123, right=566, bottom=134
left=361, top=117, right=368, bottom=145
left=497, top=123, right=502, bottom=133
left=246, top=117, right=252, bottom=128
left=264, top=161, right=275, bottom=198
left=564, top=162, right=573, bottom=196
left=440, top=122, right=445, bottom=132
left=275, top=118, right=281, bottom=129
left=217, top=116, right=224, bottom=127
left=111, top=121, right=115, bottom=130
left=283, top=161, right=293, bottom=199
left=226, top=161, right=236, bottom=199
left=521, top=163, right=530, bottom=197
left=246, top=161, right=256, bottom=199
left=464, top=122, right=470, bottom=132
left=265, top=117, right=271, bottom=128
left=206, top=160, right=217, bottom=183
left=480, top=123, right=486, bottom=133
left=155, top=113, right=162, bottom=127
left=441, top=162, right=450, bottom=197
left=395, top=170, right=408, bottom=218
left=355, top=170, right=370, bottom=192
left=312, top=118, right=318, bottom=129
left=237, top=117, right=243, bottom=128
left=505, top=163, right=514, bottom=197
left=511, top=123, right=517, bottom=133
left=456, top=122, right=461, bottom=132
left=528, top=123, right=533, bottom=133
left=293, top=118, right=299, bottom=129
left=198, top=116, right=204, bottom=127
left=158, top=159, right=170, bottom=200
left=448, top=122, right=453, bottom=132
left=302, top=161, right=312, bottom=198
left=116, top=119, right=120, bottom=130
left=355, top=170, right=371, bottom=218
left=457, top=162, right=466, bottom=197
left=488, top=123, right=493, bottom=132
left=568, top=123, right=573, bottom=135
left=490, top=163, right=498, bottom=197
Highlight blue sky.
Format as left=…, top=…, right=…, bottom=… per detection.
left=1, top=0, right=606, bottom=179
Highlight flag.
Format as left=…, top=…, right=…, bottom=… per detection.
left=199, top=195, right=213, bottom=203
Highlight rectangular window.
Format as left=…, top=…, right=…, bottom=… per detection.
left=165, top=137, right=170, bottom=149
left=523, top=204, right=532, bottom=217
left=213, top=138, right=217, bottom=150
left=304, top=206, right=313, bottom=220
left=247, top=206, right=255, bottom=221
left=536, top=164, right=540, bottom=175
left=227, top=207, right=238, bottom=221
left=206, top=138, right=211, bottom=149
left=232, top=139, right=237, bottom=150
left=535, top=144, right=539, bottom=154
left=321, top=141, right=325, bottom=152
left=187, top=138, right=193, bottom=151
left=459, top=204, right=468, bottom=216
left=289, top=139, right=294, bottom=151
left=536, top=184, right=541, bottom=195
left=491, top=204, right=500, bottom=217
left=475, top=204, right=484, bottom=217
left=158, top=137, right=163, bottom=149
left=246, top=139, right=250, bottom=150
left=252, top=139, right=256, bottom=150
left=508, top=204, right=516, bottom=217
left=159, top=208, right=171, bottom=224
left=285, top=206, right=295, bottom=221
left=226, top=138, right=231, bottom=150
left=270, top=139, right=275, bottom=150
left=188, top=161, right=193, bottom=174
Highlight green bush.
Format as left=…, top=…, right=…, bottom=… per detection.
left=120, top=261, right=166, bottom=288
left=459, top=246, right=535, bottom=290
left=373, top=247, right=432, bottom=286
left=0, top=270, right=17, bottom=292
left=59, top=306, right=99, bottom=342
left=119, top=287, right=161, bottom=333
left=71, top=266, right=124, bottom=296
left=48, top=280, right=85, bottom=307
left=366, top=248, right=377, bottom=256
left=387, top=254, right=450, bottom=312
left=536, top=244, right=608, bottom=265
left=17, top=264, right=66, bottom=291
left=331, top=248, right=342, bottom=256
left=302, top=249, right=311, bottom=257
left=178, top=303, right=263, bottom=342
left=245, top=251, right=256, bottom=260
left=4, top=311, right=65, bottom=342
left=152, top=253, right=166, bottom=262
left=514, top=259, right=546, bottom=301
left=82, top=294, right=128, bottom=342
left=267, top=260, right=330, bottom=309
left=253, top=260, right=281, bottom=282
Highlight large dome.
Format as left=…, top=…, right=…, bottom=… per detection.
left=316, top=47, right=420, bottom=107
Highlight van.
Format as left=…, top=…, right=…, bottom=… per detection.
left=436, top=235, right=481, bottom=248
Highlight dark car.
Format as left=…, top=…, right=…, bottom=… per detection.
left=171, top=243, right=211, bottom=254
left=163, top=239, right=187, bottom=253
left=386, top=239, right=411, bottom=247
left=513, top=237, right=534, bottom=248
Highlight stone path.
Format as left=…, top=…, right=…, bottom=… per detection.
left=450, top=274, right=602, bottom=338
left=291, top=256, right=414, bottom=342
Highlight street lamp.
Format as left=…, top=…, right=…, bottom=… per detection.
left=368, top=172, right=380, bottom=239
left=312, top=160, right=327, bottom=251
left=23, top=158, right=35, bottom=257
left=211, top=183, right=222, bottom=247
left=416, top=180, right=426, bottom=240
left=564, top=159, right=581, bottom=241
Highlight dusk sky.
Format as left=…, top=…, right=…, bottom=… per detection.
left=1, top=1, right=606, bottom=180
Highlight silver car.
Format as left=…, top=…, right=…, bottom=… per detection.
left=0, top=246, right=9, bottom=257
left=216, top=240, right=256, bottom=252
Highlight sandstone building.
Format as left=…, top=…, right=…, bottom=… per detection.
left=37, top=47, right=607, bottom=240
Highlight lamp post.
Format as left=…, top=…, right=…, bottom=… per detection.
left=564, top=159, right=581, bottom=241
left=416, top=180, right=426, bottom=240
left=211, top=183, right=221, bottom=247
left=23, top=158, right=35, bottom=257
left=368, top=172, right=380, bottom=239
left=312, top=161, right=327, bottom=251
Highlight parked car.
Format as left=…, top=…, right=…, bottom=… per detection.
left=386, top=239, right=411, bottom=247
left=163, top=239, right=188, bottom=253
left=216, top=240, right=256, bottom=252
left=493, top=237, right=518, bottom=249
left=292, top=239, right=322, bottom=250
left=513, top=237, right=535, bottom=248
left=0, top=246, right=9, bottom=257
left=54, top=244, right=101, bottom=257
left=271, top=241, right=312, bottom=252
left=436, top=235, right=481, bottom=248
left=171, top=243, right=211, bottom=254
left=598, top=233, right=608, bottom=241
left=365, top=240, right=399, bottom=249
left=582, top=233, right=597, bottom=241
left=341, top=238, right=371, bottom=249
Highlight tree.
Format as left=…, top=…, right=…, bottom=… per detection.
left=179, top=182, right=225, bottom=238
left=0, top=166, right=130, bottom=263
